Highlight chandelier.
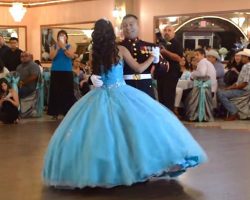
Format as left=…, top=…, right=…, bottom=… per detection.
left=9, top=2, right=27, bottom=22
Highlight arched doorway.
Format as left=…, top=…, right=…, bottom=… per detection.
left=175, top=16, right=247, bottom=51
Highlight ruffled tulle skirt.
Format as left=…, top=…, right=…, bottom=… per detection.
left=43, top=84, right=207, bottom=188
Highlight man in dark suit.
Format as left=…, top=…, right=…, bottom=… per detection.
left=2, top=37, right=22, bottom=71
left=157, top=25, right=183, bottom=111
left=120, top=14, right=168, bottom=99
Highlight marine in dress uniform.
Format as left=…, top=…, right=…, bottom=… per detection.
left=120, top=14, right=168, bottom=99
left=120, top=38, right=168, bottom=98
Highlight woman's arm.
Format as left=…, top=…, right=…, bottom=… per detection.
left=63, top=45, right=75, bottom=59
left=118, top=45, right=154, bottom=73
left=49, top=45, right=58, bottom=60
left=5, top=90, right=19, bottom=108
left=231, top=67, right=240, bottom=75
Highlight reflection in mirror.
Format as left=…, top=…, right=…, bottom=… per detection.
left=0, top=26, right=27, bottom=51
left=154, top=11, right=250, bottom=60
left=41, top=22, right=94, bottom=62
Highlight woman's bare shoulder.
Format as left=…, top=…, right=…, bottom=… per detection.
left=117, top=45, right=125, bottom=58
left=117, top=45, right=124, bottom=50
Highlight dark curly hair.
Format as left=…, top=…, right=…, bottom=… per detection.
left=57, top=30, right=68, bottom=44
left=91, top=19, right=120, bottom=74
left=0, top=78, right=11, bottom=97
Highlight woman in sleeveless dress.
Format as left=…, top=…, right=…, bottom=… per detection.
left=42, top=19, right=207, bottom=189
left=0, top=78, right=19, bottom=124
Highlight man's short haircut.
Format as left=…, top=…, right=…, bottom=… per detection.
left=194, top=48, right=206, bottom=56
left=122, top=14, right=138, bottom=21
left=9, top=37, right=18, bottom=42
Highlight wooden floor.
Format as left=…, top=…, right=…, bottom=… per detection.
left=1, top=118, right=250, bottom=200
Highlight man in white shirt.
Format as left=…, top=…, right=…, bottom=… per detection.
left=191, top=48, right=217, bottom=95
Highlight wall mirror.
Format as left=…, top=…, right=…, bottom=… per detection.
left=0, top=26, right=27, bottom=51
left=41, top=22, right=95, bottom=62
left=154, top=11, right=250, bottom=60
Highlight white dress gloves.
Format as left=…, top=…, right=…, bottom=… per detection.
left=151, top=46, right=160, bottom=64
left=90, top=75, right=103, bottom=87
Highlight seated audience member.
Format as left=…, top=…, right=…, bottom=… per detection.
left=174, top=57, right=192, bottom=117
left=80, top=51, right=89, bottom=70
left=224, top=52, right=243, bottom=86
left=184, top=50, right=194, bottom=68
left=181, top=49, right=217, bottom=121
left=191, top=48, right=217, bottom=95
left=73, top=57, right=90, bottom=96
left=16, top=52, right=41, bottom=98
left=206, top=49, right=225, bottom=88
left=0, top=78, right=19, bottom=123
left=83, top=61, right=91, bottom=76
left=217, top=49, right=250, bottom=121
left=72, top=57, right=83, bottom=100
left=179, top=57, right=192, bottom=80
left=0, top=59, right=9, bottom=78
left=190, top=56, right=197, bottom=71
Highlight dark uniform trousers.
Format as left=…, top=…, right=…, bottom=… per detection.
left=157, top=73, right=179, bottom=111
left=125, top=79, right=155, bottom=99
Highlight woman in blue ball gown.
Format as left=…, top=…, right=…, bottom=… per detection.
left=42, top=19, right=207, bottom=189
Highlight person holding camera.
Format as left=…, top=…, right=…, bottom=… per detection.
left=157, top=25, right=183, bottom=112
left=47, top=30, right=76, bottom=119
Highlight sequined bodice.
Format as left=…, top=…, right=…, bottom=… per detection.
left=101, top=60, right=126, bottom=88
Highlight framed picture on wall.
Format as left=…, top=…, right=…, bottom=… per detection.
left=41, top=28, right=56, bottom=62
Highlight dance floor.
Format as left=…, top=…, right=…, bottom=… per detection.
left=0, top=118, right=250, bottom=200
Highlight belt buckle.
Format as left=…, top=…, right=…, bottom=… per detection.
left=133, top=74, right=141, bottom=80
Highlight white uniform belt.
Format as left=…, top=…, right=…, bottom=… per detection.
left=123, top=74, right=152, bottom=80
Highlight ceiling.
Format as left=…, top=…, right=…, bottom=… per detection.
left=1, top=0, right=56, bottom=2
left=0, top=0, right=89, bottom=6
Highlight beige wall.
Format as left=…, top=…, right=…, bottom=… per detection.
left=28, top=0, right=114, bottom=60
left=1, top=0, right=250, bottom=61
left=0, top=0, right=114, bottom=61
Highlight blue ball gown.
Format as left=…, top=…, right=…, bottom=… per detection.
left=42, top=60, right=207, bottom=188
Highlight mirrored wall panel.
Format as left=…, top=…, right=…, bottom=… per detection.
left=0, top=26, right=27, bottom=51
left=41, top=22, right=94, bottom=62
